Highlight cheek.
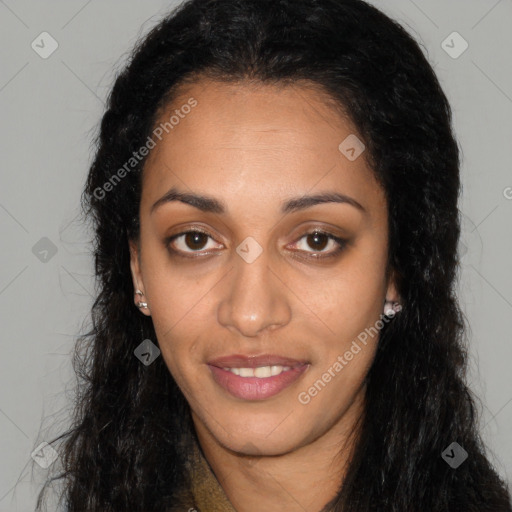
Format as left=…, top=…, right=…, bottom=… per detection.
left=307, top=244, right=388, bottom=339
left=140, top=236, right=213, bottom=331
left=142, top=262, right=219, bottom=381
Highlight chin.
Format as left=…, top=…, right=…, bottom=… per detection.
left=194, top=403, right=317, bottom=455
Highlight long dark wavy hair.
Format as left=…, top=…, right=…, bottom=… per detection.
left=36, top=0, right=512, bottom=510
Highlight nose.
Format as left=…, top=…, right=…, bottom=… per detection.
left=217, top=247, right=291, bottom=338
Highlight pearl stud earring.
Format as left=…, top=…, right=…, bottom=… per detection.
left=135, top=289, right=148, bottom=309
left=384, top=300, right=402, bottom=317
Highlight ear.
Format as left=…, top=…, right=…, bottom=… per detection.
left=384, top=268, right=400, bottom=304
left=129, top=239, right=151, bottom=316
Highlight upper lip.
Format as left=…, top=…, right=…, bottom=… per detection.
left=208, top=354, right=308, bottom=369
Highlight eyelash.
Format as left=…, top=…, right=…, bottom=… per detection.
left=165, top=228, right=346, bottom=260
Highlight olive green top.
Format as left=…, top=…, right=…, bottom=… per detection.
left=169, top=438, right=236, bottom=512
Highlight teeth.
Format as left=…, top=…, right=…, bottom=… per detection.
left=221, top=365, right=291, bottom=377
left=271, top=365, right=286, bottom=376
left=254, top=366, right=271, bottom=378
left=240, top=367, right=255, bottom=377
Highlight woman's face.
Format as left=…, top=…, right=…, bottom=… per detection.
left=130, top=79, right=397, bottom=455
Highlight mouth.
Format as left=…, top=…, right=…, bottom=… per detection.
left=207, top=353, right=310, bottom=400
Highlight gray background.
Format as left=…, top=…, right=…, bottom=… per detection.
left=0, top=1, right=511, bottom=510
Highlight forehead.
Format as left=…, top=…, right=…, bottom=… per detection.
left=150, top=78, right=352, bottom=154
left=141, top=78, right=383, bottom=215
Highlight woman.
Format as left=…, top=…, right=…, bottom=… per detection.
left=37, top=0, right=512, bottom=510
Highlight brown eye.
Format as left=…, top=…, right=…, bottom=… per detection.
left=183, top=232, right=209, bottom=250
left=306, top=232, right=329, bottom=251
left=291, top=230, right=346, bottom=259
left=166, top=229, right=223, bottom=256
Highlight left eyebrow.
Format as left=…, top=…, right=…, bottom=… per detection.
left=281, top=192, right=366, bottom=214
left=150, top=186, right=366, bottom=215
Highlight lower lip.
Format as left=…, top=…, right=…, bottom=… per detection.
left=208, top=364, right=309, bottom=400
